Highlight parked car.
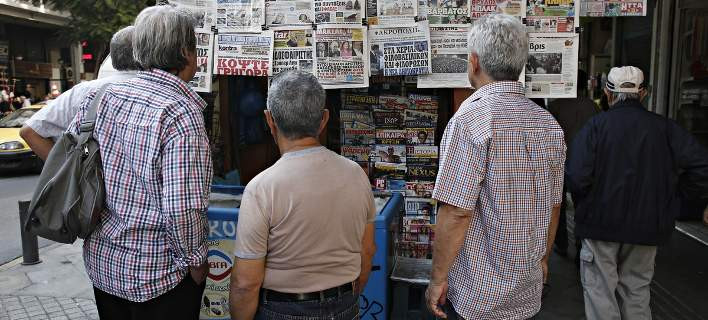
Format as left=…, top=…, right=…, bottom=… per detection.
left=0, top=104, right=45, bottom=172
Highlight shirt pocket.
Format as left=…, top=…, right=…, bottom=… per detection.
left=579, top=245, right=597, bottom=287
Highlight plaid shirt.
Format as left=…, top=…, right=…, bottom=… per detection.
left=433, top=82, right=565, bottom=320
left=69, top=69, right=213, bottom=302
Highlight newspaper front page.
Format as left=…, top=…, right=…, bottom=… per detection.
left=418, top=26, right=470, bottom=88
left=470, top=0, right=526, bottom=18
left=369, top=21, right=432, bottom=77
left=580, top=0, right=646, bottom=16
left=314, top=25, right=369, bottom=88
left=314, top=0, right=365, bottom=24
left=265, top=0, right=315, bottom=26
left=216, top=0, right=265, bottom=33
left=214, top=31, right=274, bottom=76
left=427, top=0, right=470, bottom=25
left=525, top=34, right=579, bottom=98
left=272, top=26, right=315, bottom=75
left=168, top=0, right=217, bottom=29
left=191, top=29, right=214, bottom=92
left=376, top=0, right=418, bottom=26
left=526, top=0, right=578, bottom=33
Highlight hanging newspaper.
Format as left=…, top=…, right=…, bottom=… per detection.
left=214, top=31, right=274, bottom=76
left=265, top=0, right=315, bottom=26
left=314, top=0, right=365, bottom=24
left=314, top=25, right=369, bottom=89
left=369, top=21, right=432, bottom=77
left=526, top=0, right=578, bottom=33
left=272, top=26, right=315, bottom=75
left=376, top=0, right=417, bottom=26
left=191, top=29, right=214, bottom=92
left=427, top=0, right=470, bottom=25
left=580, top=0, right=646, bottom=17
left=216, top=0, right=265, bottom=33
left=167, top=0, right=216, bottom=29
left=470, top=0, right=525, bottom=19
left=525, top=35, right=579, bottom=98
left=418, top=26, right=471, bottom=88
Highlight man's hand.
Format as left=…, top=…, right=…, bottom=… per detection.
left=541, top=257, right=549, bottom=283
left=189, top=262, right=209, bottom=285
left=426, top=281, right=449, bottom=318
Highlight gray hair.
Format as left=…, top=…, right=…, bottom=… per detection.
left=133, top=5, right=196, bottom=71
left=267, top=70, right=326, bottom=139
left=110, top=26, right=140, bottom=71
left=610, top=83, right=642, bottom=106
left=467, top=14, right=528, bottom=81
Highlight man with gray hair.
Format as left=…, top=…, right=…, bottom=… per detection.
left=426, top=14, right=565, bottom=319
left=567, top=66, right=708, bottom=319
left=21, top=26, right=139, bottom=160
left=68, top=5, right=213, bottom=319
left=229, top=70, right=376, bottom=320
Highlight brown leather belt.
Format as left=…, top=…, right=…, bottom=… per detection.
left=260, top=282, right=355, bottom=302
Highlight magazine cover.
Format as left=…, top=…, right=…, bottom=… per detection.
left=340, top=110, right=373, bottom=124
left=405, top=197, right=438, bottom=217
left=374, top=109, right=406, bottom=128
left=371, top=144, right=406, bottom=163
left=342, top=93, right=380, bottom=109
left=373, top=161, right=407, bottom=179
left=343, top=127, right=375, bottom=145
left=405, top=180, right=435, bottom=197
left=375, top=129, right=407, bottom=144
left=406, top=128, right=435, bottom=145
left=406, top=145, right=438, bottom=165
left=408, top=93, right=439, bottom=112
left=404, top=109, right=438, bottom=128
left=341, top=145, right=371, bottom=162
left=378, top=95, right=410, bottom=110
left=272, top=27, right=315, bottom=75
left=407, top=164, right=438, bottom=180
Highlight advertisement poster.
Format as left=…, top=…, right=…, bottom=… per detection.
left=526, top=0, right=578, bottom=33
left=376, top=0, right=417, bottom=25
left=426, top=0, right=470, bottom=25
left=525, top=34, right=579, bottom=98
left=369, top=21, right=432, bottom=77
left=272, top=26, right=315, bottom=75
left=265, top=0, right=315, bottom=26
left=191, top=29, right=214, bottom=92
left=216, top=0, right=265, bottom=33
left=314, top=0, right=365, bottom=24
left=168, top=0, right=216, bottom=29
left=470, top=0, right=526, bottom=18
left=314, top=25, right=369, bottom=89
left=200, top=218, right=237, bottom=320
left=418, top=26, right=471, bottom=88
left=214, top=31, right=274, bottom=76
left=580, top=0, right=646, bottom=16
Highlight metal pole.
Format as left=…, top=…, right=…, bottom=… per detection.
left=18, top=201, right=41, bottom=265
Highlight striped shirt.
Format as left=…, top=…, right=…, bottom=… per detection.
left=69, top=69, right=213, bottom=302
left=433, top=81, right=565, bottom=320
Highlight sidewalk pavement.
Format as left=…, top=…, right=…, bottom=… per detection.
left=0, top=241, right=97, bottom=320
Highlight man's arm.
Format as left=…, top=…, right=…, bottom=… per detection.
left=427, top=203, right=473, bottom=317
left=542, top=205, right=561, bottom=282
left=19, top=126, right=53, bottom=160
left=358, top=223, right=376, bottom=292
left=566, top=121, right=596, bottom=200
left=230, top=258, right=266, bottom=320
left=670, top=122, right=708, bottom=198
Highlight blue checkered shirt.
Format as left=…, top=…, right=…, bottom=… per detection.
left=69, top=69, right=213, bottom=302
left=433, top=82, right=565, bottom=320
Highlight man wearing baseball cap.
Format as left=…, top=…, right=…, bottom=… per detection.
left=567, top=66, right=708, bottom=319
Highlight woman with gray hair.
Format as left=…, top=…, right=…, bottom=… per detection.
left=80, top=5, right=213, bottom=320
left=426, top=14, right=565, bottom=320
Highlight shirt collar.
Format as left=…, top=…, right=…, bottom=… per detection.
left=281, top=146, right=327, bottom=159
left=137, top=69, right=206, bottom=110
left=470, top=81, right=525, bottom=102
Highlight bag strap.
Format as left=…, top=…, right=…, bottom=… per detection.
left=79, top=83, right=111, bottom=134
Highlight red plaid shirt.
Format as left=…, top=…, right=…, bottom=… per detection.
left=433, top=82, right=565, bottom=320
left=69, top=69, right=213, bottom=302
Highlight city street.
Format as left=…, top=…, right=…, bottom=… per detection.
left=0, top=174, right=53, bottom=265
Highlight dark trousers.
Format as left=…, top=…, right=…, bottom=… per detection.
left=94, top=275, right=205, bottom=320
left=255, top=290, right=360, bottom=320
left=444, top=303, right=537, bottom=320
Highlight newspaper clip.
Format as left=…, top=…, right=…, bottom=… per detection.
left=575, top=26, right=582, bottom=34
left=211, top=25, right=218, bottom=34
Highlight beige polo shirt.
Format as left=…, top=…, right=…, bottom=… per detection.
left=234, top=146, right=376, bottom=293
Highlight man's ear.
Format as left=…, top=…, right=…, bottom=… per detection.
left=264, top=110, right=278, bottom=138
left=468, top=53, right=479, bottom=75
left=318, top=109, right=330, bottom=135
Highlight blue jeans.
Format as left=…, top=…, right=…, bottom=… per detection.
left=255, top=291, right=360, bottom=320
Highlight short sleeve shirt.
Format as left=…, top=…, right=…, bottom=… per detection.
left=433, top=82, right=565, bottom=320
left=235, top=147, right=376, bottom=293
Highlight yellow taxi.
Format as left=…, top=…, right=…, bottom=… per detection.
left=0, top=104, right=45, bottom=172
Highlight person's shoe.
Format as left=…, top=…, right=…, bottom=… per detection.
left=553, top=244, right=568, bottom=258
